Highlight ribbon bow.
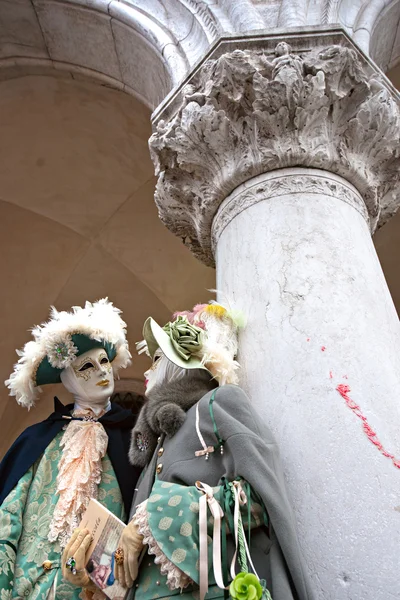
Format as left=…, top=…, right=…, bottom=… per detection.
left=196, top=481, right=226, bottom=600
left=196, top=480, right=270, bottom=600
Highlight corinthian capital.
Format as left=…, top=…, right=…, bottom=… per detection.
left=150, top=34, right=400, bottom=266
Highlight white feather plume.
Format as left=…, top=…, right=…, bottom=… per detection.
left=192, top=302, right=242, bottom=385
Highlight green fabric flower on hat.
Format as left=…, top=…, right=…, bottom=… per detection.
left=229, top=573, right=263, bottom=600
left=163, top=315, right=203, bottom=361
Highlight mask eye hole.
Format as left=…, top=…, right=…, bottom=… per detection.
left=79, top=362, right=94, bottom=372
left=150, top=352, right=162, bottom=372
left=153, top=350, right=162, bottom=364
left=100, top=356, right=109, bottom=365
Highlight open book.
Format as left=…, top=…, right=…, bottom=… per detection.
left=80, top=498, right=128, bottom=600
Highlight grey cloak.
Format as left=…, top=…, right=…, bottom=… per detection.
left=129, top=383, right=314, bottom=600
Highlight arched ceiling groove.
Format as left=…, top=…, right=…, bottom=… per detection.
left=50, top=239, right=172, bottom=316
left=0, top=188, right=176, bottom=316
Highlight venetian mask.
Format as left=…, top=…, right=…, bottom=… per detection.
left=69, top=347, right=114, bottom=405
left=144, top=350, right=190, bottom=397
left=144, top=349, right=163, bottom=395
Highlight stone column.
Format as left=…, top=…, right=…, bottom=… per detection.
left=149, top=31, right=400, bottom=600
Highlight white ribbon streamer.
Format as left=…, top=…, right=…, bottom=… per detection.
left=196, top=479, right=260, bottom=600
left=195, top=403, right=214, bottom=458
left=196, top=481, right=226, bottom=600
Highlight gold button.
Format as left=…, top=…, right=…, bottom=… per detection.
left=42, top=560, right=52, bottom=571
left=156, top=463, right=163, bottom=474
left=157, top=447, right=164, bottom=457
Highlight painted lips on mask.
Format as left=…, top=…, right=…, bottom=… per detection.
left=97, top=379, right=111, bottom=387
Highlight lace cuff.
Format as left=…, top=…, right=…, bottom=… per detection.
left=133, top=501, right=193, bottom=591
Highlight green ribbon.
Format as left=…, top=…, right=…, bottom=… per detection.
left=209, top=389, right=225, bottom=451
left=163, top=316, right=203, bottom=361
left=243, top=481, right=252, bottom=550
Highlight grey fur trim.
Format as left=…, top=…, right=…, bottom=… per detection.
left=129, top=371, right=217, bottom=466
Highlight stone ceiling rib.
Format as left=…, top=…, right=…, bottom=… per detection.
left=0, top=195, right=85, bottom=236
left=29, top=0, right=50, bottom=58
left=0, top=197, right=174, bottom=316
left=0, top=185, right=141, bottom=240
left=0, top=194, right=174, bottom=319
left=93, top=176, right=155, bottom=240
left=51, top=241, right=172, bottom=315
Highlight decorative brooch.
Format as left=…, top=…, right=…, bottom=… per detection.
left=46, top=335, right=78, bottom=369
left=136, top=432, right=150, bottom=452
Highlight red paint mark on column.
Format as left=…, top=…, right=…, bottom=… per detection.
left=336, top=384, right=400, bottom=470
left=321, top=346, right=326, bottom=352
left=329, top=371, right=333, bottom=379
left=306, top=338, right=310, bottom=342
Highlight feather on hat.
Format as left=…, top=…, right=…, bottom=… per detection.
left=5, top=298, right=131, bottom=409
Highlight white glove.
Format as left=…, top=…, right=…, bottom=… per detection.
left=115, top=519, right=144, bottom=588
left=62, top=528, right=94, bottom=588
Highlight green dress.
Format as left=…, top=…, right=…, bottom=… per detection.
left=131, top=477, right=266, bottom=600
left=0, top=431, right=124, bottom=599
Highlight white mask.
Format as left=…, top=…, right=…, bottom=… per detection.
left=144, top=350, right=163, bottom=395
left=144, top=350, right=189, bottom=396
left=60, top=347, right=114, bottom=412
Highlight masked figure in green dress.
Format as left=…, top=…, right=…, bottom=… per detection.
left=0, top=299, right=141, bottom=599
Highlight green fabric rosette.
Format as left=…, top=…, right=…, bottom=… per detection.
left=230, top=573, right=263, bottom=600
left=162, top=316, right=203, bottom=361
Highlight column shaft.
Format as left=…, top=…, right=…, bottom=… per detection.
left=215, top=168, right=400, bottom=600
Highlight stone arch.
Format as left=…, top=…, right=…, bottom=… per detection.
left=351, top=0, right=400, bottom=69
left=0, top=0, right=276, bottom=110
left=0, top=0, right=195, bottom=110
left=366, top=0, right=400, bottom=71
left=324, top=1, right=400, bottom=72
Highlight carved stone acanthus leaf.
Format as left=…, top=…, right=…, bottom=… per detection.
left=149, top=44, right=400, bottom=266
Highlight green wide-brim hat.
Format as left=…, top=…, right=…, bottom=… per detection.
left=143, top=317, right=209, bottom=373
